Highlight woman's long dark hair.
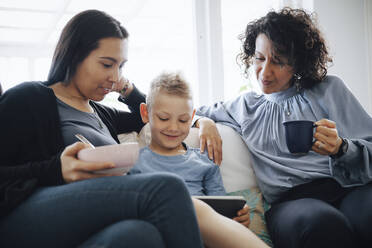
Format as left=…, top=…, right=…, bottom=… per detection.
left=47, top=9, right=128, bottom=85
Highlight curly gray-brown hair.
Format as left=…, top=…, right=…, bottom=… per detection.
left=238, top=7, right=333, bottom=88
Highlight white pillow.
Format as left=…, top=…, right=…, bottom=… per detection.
left=214, top=124, right=257, bottom=192
left=136, top=123, right=257, bottom=192
left=118, top=131, right=138, bottom=144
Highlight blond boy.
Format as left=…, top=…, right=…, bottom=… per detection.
left=131, top=72, right=226, bottom=196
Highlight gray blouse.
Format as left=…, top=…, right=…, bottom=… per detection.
left=197, top=75, right=372, bottom=204
left=56, top=98, right=117, bottom=147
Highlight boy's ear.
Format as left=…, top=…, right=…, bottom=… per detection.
left=140, top=103, right=149, bottom=124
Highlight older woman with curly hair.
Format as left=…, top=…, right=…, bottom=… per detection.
left=195, top=7, right=372, bottom=248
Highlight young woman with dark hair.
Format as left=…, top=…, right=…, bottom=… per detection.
left=0, top=9, right=203, bottom=248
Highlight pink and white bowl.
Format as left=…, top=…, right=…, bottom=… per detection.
left=78, top=142, right=139, bottom=174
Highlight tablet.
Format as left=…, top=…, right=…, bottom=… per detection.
left=194, top=195, right=246, bottom=218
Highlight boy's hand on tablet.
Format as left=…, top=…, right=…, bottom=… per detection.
left=233, top=204, right=250, bottom=228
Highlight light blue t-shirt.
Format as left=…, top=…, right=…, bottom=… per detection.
left=130, top=144, right=226, bottom=196
left=197, top=75, right=372, bottom=203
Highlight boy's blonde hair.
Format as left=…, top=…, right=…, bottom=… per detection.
left=146, top=72, right=193, bottom=111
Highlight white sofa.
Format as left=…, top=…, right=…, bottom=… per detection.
left=119, top=123, right=272, bottom=246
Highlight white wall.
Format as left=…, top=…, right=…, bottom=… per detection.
left=313, top=0, right=372, bottom=115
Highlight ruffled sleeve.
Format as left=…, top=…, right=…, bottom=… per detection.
left=315, top=76, right=372, bottom=184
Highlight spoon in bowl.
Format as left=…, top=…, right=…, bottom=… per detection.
left=75, top=134, right=95, bottom=149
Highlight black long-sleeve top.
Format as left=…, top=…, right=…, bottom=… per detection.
left=0, top=82, right=145, bottom=218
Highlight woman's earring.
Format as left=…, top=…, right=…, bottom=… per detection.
left=294, top=73, right=302, bottom=91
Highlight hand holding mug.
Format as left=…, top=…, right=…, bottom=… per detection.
left=283, top=118, right=343, bottom=156
left=312, top=119, right=343, bottom=156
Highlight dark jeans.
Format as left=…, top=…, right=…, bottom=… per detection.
left=265, top=178, right=372, bottom=248
left=0, top=173, right=203, bottom=248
